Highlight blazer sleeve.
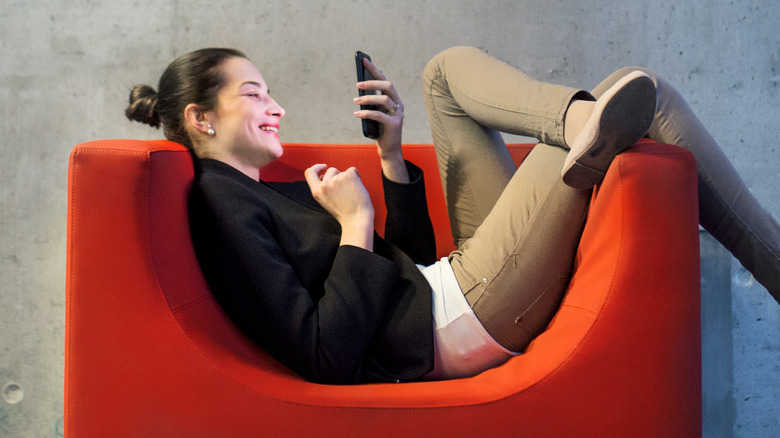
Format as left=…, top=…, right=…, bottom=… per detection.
left=189, top=174, right=407, bottom=384
left=382, top=161, right=437, bottom=265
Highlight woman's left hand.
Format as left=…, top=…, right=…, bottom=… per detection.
left=354, top=57, right=409, bottom=183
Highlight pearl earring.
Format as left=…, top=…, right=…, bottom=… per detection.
left=207, top=124, right=215, bottom=136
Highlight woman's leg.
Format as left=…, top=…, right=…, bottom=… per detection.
left=422, top=46, right=591, bottom=247
left=422, top=46, right=593, bottom=351
left=448, top=144, right=590, bottom=351
left=592, top=67, right=780, bottom=302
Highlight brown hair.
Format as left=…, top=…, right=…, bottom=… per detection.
left=125, top=48, right=247, bottom=148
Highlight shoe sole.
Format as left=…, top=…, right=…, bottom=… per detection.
left=562, top=71, right=657, bottom=189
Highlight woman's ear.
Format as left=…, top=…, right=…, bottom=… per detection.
left=184, top=103, right=212, bottom=136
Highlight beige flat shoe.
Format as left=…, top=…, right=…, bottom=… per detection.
left=562, top=71, right=657, bottom=189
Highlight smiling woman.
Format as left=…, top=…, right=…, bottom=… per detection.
left=185, top=57, right=286, bottom=179
left=125, top=46, right=779, bottom=385
left=127, top=50, right=286, bottom=181
left=125, top=48, right=433, bottom=384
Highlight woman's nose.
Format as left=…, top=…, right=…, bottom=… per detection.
left=268, top=98, right=285, bottom=118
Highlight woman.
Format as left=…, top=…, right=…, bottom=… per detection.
left=126, top=47, right=779, bottom=384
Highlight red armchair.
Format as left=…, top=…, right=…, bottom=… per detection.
left=65, top=139, right=701, bottom=437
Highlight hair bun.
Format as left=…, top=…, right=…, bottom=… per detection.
left=125, top=84, right=161, bottom=128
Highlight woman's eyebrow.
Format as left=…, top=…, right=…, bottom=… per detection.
left=240, top=81, right=264, bottom=89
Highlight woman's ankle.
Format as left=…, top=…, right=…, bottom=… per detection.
left=563, top=100, right=595, bottom=148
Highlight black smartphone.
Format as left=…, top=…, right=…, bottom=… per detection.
left=355, top=51, right=381, bottom=139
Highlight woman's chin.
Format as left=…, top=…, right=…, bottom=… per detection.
left=255, top=147, right=283, bottom=169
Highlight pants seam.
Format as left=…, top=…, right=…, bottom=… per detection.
left=470, top=153, right=567, bottom=307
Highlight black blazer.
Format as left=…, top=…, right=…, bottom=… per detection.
left=188, top=159, right=437, bottom=384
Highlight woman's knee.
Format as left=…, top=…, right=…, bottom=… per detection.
left=609, top=66, right=661, bottom=83
left=423, top=46, right=484, bottom=85
left=614, top=67, right=683, bottom=109
left=594, top=66, right=676, bottom=104
left=428, top=46, right=483, bottom=64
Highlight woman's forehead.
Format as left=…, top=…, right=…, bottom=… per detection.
left=222, top=57, right=267, bottom=88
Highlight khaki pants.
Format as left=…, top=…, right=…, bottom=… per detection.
left=422, top=46, right=780, bottom=351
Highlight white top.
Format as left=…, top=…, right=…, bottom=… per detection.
left=418, top=258, right=517, bottom=380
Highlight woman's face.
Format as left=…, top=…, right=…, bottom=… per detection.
left=205, top=56, right=286, bottom=175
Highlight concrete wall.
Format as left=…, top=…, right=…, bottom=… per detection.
left=1, top=0, right=778, bottom=436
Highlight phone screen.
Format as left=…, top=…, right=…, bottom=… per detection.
left=356, top=51, right=380, bottom=139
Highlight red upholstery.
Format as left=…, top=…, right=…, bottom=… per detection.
left=65, top=139, right=701, bottom=437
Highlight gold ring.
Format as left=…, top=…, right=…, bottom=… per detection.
left=387, top=103, right=399, bottom=115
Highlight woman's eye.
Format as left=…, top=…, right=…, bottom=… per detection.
left=246, top=94, right=261, bottom=99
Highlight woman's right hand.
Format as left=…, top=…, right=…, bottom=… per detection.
left=304, top=164, right=375, bottom=252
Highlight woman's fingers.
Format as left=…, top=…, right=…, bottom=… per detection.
left=304, top=163, right=328, bottom=184
left=357, top=81, right=402, bottom=109
left=362, top=56, right=388, bottom=82
left=357, top=59, right=403, bottom=110
left=354, top=93, right=402, bottom=113
left=305, top=165, right=365, bottom=191
left=322, top=166, right=341, bottom=180
left=305, top=164, right=349, bottom=183
left=305, top=165, right=371, bottom=215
